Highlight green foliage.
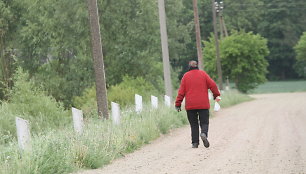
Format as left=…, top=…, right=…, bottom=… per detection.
left=0, top=68, right=69, bottom=144
left=0, top=1, right=19, bottom=100
left=257, top=0, right=306, bottom=79
left=165, top=0, right=195, bottom=64
left=17, top=0, right=90, bottom=75
left=108, top=76, right=159, bottom=105
left=224, top=0, right=265, bottom=32
left=72, top=86, right=97, bottom=117
left=172, top=0, right=213, bottom=77
left=294, top=32, right=306, bottom=78
left=204, top=31, right=269, bottom=93
left=33, top=56, right=95, bottom=108
left=98, top=0, right=164, bottom=87
left=73, top=76, right=159, bottom=116
left=5, top=0, right=174, bottom=107
left=14, top=0, right=93, bottom=107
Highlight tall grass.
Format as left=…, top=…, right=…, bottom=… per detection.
left=0, top=105, right=187, bottom=174
left=218, top=90, right=253, bottom=108
left=0, top=90, right=251, bottom=174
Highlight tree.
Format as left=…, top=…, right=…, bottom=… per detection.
left=98, top=0, right=163, bottom=87
left=0, top=0, right=19, bottom=100
left=223, top=0, right=264, bottom=33
left=203, top=31, right=269, bottom=93
left=171, top=0, right=212, bottom=78
left=294, top=32, right=306, bottom=78
left=15, top=0, right=94, bottom=107
left=257, top=0, right=306, bottom=80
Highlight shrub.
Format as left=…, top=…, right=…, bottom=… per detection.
left=73, top=76, right=159, bottom=116
left=203, top=31, right=269, bottom=93
left=0, top=68, right=69, bottom=144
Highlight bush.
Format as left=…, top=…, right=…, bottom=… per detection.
left=108, top=76, right=159, bottom=105
left=203, top=31, right=269, bottom=93
left=73, top=76, right=159, bottom=116
left=0, top=68, right=69, bottom=144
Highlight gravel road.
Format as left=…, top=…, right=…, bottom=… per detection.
left=78, top=92, right=306, bottom=174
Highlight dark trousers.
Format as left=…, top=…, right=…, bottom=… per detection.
left=187, top=109, right=209, bottom=144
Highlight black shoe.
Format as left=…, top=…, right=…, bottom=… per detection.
left=200, top=133, right=210, bottom=148
left=192, top=143, right=199, bottom=148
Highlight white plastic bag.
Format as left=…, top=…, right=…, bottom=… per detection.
left=214, top=102, right=221, bottom=111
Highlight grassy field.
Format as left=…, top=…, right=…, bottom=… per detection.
left=0, top=90, right=251, bottom=174
left=250, top=80, right=306, bottom=94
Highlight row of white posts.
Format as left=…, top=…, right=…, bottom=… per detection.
left=15, top=94, right=171, bottom=151
left=15, top=92, right=222, bottom=151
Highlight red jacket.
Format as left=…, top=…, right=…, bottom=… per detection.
left=175, top=69, right=220, bottom=110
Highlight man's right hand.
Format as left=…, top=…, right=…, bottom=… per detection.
left=175, top=106, right=181, bottom=112
left=215, top=96, right=221, bottom=102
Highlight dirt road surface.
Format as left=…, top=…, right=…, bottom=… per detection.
left=78, top=92, right=306, bottom=174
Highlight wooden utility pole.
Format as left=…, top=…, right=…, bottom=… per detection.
left=87, top=0, right=109, bottom=119
left=158, top=0, right=173, bottom=100
left=192, top=0, right=204, bottom=70
left=212, top=0, right=223, bottom=90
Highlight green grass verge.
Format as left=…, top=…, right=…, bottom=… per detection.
left=250, top=80, right=306, bottom=94
left=218, top=90, right=253, bottom=108
left=0, top=90, right=251, bottom=174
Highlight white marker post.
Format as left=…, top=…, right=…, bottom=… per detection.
left=151, top=95, right=158, bottom=109
left=15, top=117, right=31, bottom=151
left=111, top=102, right=120, bottom=125
left=135, top=94, right=143, bottom=113
left=164, top=95, right=171, bottom=107
left=72, top=107, right=84, bottom=134
left=225, top=85, right=230, bottom=91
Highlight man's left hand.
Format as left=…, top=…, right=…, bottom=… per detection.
left=175, top=106, right=181, bottom=112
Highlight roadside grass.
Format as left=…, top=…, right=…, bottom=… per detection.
left=218, top=90, right=253, bottom=108
left=0, top=90, right=251, bottom=174
left=0, top=105, right=187, bottom=174
left=249, top=80, right=306, bottom=94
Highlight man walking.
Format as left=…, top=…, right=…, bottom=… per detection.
left=175, top=61, right=221, bottom=148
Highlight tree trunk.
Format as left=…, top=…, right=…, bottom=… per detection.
left=86, top=0, right=109, bottom=119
